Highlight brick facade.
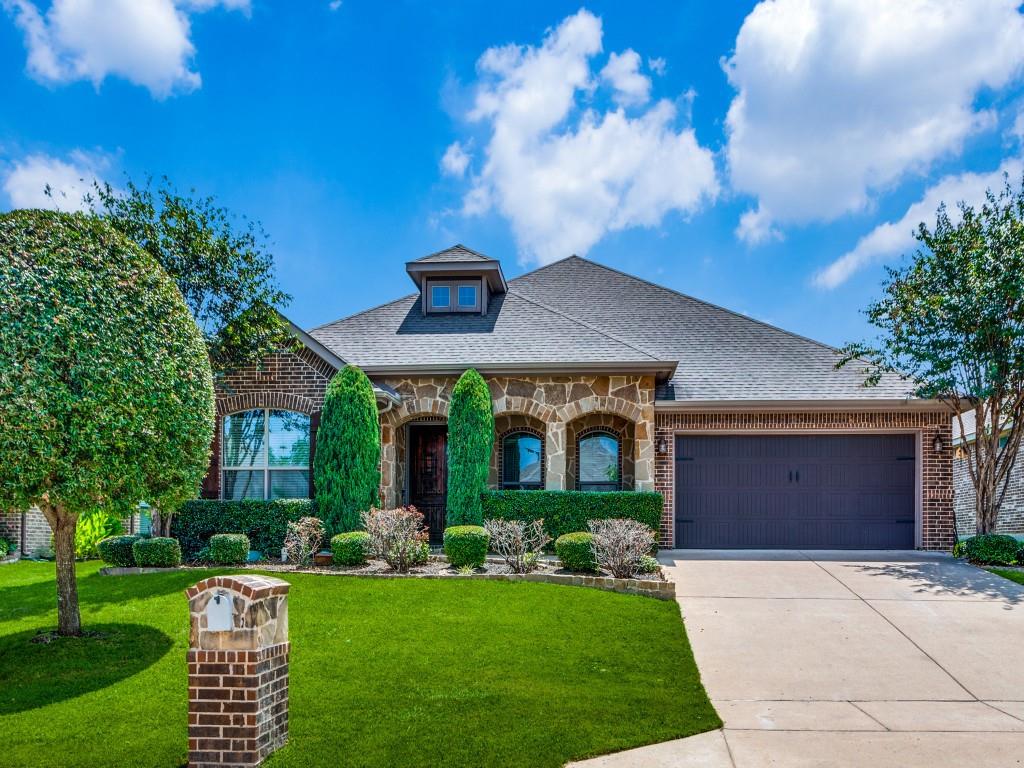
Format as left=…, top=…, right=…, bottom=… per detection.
left=954, top=454, right=1024, bottom=537
left=654, top=409, right=954, bottom=550
left=0, top=507, right=52, bottom=556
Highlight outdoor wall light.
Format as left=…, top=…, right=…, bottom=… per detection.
left=932, top=434, right=944, bottom=453
left=656, top=436, right=669, bottom=455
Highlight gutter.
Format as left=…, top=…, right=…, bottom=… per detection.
left=653, top=398, right=949, bottom=412
left=360, top=360, right=678, bottom=378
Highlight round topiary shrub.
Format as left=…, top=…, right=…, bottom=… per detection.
left=331, top=531, right=371, bottom=566
left=962, top=534, right=1020, bottom=565
left=208, top=533, right=250, bottom=565
left=132, top=537, right=182, bottom=568
left=443, top=525, right=489, bottom=569
left=555, top=532, right=598, bottom=573
left=97, top=535, right=141, bottom=567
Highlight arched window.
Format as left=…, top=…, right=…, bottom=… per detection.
left=501, top=431, right=544, bottom=490
left=578, top=430, right=621, bottom=492
left=222, top=409, right=311, bottom=500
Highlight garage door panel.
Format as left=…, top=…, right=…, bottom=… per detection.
left=675, top=435, right=915, bottom=549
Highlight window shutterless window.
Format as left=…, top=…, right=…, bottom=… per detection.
left=501, top=431, right=543, bottom=490
left=430, top=285, right=451, bottom=310
left=458, top=284, right=477, bottom=308
left=222, top=409, right=310, bottom=500
left=578, top=431, right=621, bottom=492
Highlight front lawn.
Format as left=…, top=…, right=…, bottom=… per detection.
left=0, top=562, right=718, bottom=768
left=991, top=567, right=1024, bottom=587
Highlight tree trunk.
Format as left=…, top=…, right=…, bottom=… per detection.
left=41, top=502, right=81, bottom=636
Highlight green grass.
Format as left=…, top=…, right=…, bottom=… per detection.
left=991, top=567, right=1024, bottom=587
left=0, top=562, right=718, bottom=768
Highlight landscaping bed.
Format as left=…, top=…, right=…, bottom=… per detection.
left=0, top=560, right=718, bottom=768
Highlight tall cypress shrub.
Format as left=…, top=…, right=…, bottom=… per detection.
left=314, top=365, right=380, bottom=533
left=447, top=368, right=494, bottom=526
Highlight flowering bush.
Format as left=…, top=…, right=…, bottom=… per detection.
left=362, top=507, right=429, bottom=572
left=588, top=518, right=656, bottom=578
left=484, top=519, right=549, bottom=574
left=284, top=516, right=326, bottom=566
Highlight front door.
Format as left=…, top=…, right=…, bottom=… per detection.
left=409, top=424, right=447, bottom=542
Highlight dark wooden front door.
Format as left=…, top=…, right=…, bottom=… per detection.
left=409, top=425, right=447, bottom=542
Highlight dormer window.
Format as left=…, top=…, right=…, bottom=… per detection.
left=430, top=284, right=451, bottom=311
left=458, top=285, right=477, bottom=308
left=426, top=279, right=481, bottom=313
left=406, top=245, right=507, bottom=317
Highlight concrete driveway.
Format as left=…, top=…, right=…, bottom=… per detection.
left=569, top=551, right=1024, bottom=768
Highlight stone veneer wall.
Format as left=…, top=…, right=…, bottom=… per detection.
left=379, top=375, right=656, bottom=508
left=654, top=410, right=954, bottom=550
left=954, top=453, right=1024, bottom=538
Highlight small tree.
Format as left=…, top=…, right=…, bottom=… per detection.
left=90, top=177, right=293, bottom=374
left=446, top=368, right=494, bottom=526
left=0, top=210, right=215, bottom=635
left=840, top=176, right=1024, bottom=535
left=314, top=365, right=380, bottom=533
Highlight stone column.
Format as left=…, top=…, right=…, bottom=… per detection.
left=634, top=405, right=656, bottom=491
left=185, top=575, right=291, bottom=768
left=545, top=421, right=566, bottom=490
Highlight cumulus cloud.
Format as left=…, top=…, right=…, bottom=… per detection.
left=648, top=56, right=666, bottom=76
left=455, top=9, right=717, bottom=264
left=725, top=0, right=1024, bottom=243
left=814, top=156, right=1024, bottom=288
left=441, top=141, right=471, bottom=178
left=601, top=49, right=650, bottom=106
left=2, top=149, right=112, bottom=211
left=3, top=0, right=250, bottom=98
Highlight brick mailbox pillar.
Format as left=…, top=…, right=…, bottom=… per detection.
left=185, top=575, right=291, bottom=768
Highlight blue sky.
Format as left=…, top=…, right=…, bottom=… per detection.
left=2, top=1, right=1024, bottom=348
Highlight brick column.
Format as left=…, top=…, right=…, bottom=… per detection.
left=185, top=575, right=291, bottom=768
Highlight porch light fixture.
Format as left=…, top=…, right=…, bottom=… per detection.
left=656, top=436, right=669, bottom=455
left=932, top=434, right=944, bottom=453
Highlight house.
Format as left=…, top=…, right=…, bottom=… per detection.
left=202, top=245, right=954, bottom=550
left=953, top=411, right=1023, bottom=538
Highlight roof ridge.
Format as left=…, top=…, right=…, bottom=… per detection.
left=413, top=243, right=495, bottom=262
left=307, top=292, right=419, bottom=333
left=506, top=288, right=663, bottom=362
left=537, top=255, right=843, bottom=356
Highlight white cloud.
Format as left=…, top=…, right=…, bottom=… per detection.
left=725, top=0, right=1024, bottom=241
left=3, top=0, right=250, bottom=98
left=2, top=150, right=112, bottom=211
left=601, top=49, right=650, bottom=106
left=441, top=141, right=470, bottom=178
left=814, top=156, right=1024, bottom=289
left=457, top=9, right=717, bottom=265
left=648, top=56, right=666, bottom=76
left=328, top=0, right=341, bottom=10
left=735, top=205, right=781, bottom=245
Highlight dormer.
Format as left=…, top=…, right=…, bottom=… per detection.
left=406, top=244, right=507, bottom=316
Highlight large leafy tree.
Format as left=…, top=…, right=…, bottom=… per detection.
left=89, top=177, right=293, bottom=374
left=0, top=210, right=215, bottom=635
left=447, top=369, right=494, bottom=526
left=314, top=366, right=381, bottom=533
left=840, top=177, right=1024, bottom=535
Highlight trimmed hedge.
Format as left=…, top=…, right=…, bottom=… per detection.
left=97, top=535, right=141, bottom=567
left=959, top=534, right=1020, bottom=565
left=209, top=533, right=250, bottom=565
left=443, top=525, right=490, bottom=569
left=172, top=499, right=315, bottom=559
left=482, top=491, right=662, bottom=544
left=331, top=531, right=371, bottom=566
left=132, top=537, right=182, bottom=568
left=555, top=532, right=597, bottom=573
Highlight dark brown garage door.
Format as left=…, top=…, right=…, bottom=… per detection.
left=675, top=435, right=916, bottom=549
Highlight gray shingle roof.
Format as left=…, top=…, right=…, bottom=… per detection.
left=411, top=245, right=495, bottom=263
left=309, top=254, right=914, bottom=402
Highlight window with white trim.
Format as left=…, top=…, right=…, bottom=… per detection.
left=222, top=409, right=310, bottom=500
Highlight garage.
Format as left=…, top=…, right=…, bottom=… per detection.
left=674, top=434, right=916, bottom=549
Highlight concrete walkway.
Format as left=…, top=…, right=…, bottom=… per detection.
left=568, top=550, right=1024, bottom=767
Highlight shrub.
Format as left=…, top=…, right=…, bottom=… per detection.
left=97, top=535, right=141, bottom=567
left=284, top=517, right=326, bottom=566
left=482, top=491, right=662, bottom=544
left=447, top=369, right=494, bottom=526
left=589, top=518, right=656, bottom=579
left=314, top=365, right=381, bottom=534
left=0, top=538, right=8, bottom=558
left=484, top=519, right=549, bottom=574
left=555, top=532, right=598, bottom=573
left=363, top=507, right=429, bottom=572
left=637, top=555, right=661, bottom=575
left=74, top=511, right=124, bottom=560
left=132, top=537, right=182, bottom=568
left=1018, top=547, right=1024, bottom=566
left=443, top=526, right=490, bottom=569
left=331, top=531, right=371, bottom=566
left=961, top=534, right=1020, bottom=565
left=208, top=533, right=250, bottom=565
left=952, top=539, right=967, bottom=558
left=172, top=499, right=315, bottom=559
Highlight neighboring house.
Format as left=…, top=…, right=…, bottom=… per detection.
left=1, top=246, right=956, bottom=552
left=953, top=411, right=1024, bottom=538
